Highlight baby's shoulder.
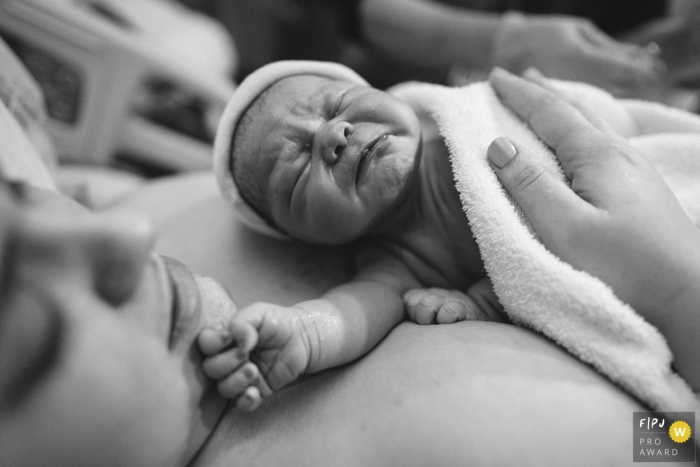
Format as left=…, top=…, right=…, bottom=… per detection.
left=355, top=231, right=456, bottom=288
left=355, top=237, right=410, bottom=270
left=351, top=238, right=423, bottom=288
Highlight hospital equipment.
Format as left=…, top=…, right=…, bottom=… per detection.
left=0, top=0, right=236, bottom=172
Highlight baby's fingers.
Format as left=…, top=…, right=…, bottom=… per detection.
left=203, top=345, right=250, bottom=379
left=236, top=386, right=263, bottom=412
left=404, top=289, right=443, bottom=324
left=227, top=317, right=259, bottom=354
left=404, top=288, right=483, bottom=325
left=198, top=327, right=233, bottom=356
left=435, top=300, right=479, bottom=324
left=218, top=362, right=260, bottom=399
left=201, top=316, right=260, bottom=379
left=198, top=317, right=258, bottom=356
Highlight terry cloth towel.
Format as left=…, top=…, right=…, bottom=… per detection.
left=389, top=80, right=700, bottom=424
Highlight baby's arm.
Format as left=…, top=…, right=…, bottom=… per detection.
left=198, top=248, right=419, bottom=410
left=404, top=277, right=507, bottom=325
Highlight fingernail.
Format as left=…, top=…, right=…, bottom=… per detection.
left=488, top=137, right=517, bottom=168
left=220, top=331, right=231, bottom=344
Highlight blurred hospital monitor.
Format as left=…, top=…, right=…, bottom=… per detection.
left=0, top=0, right=237, bottom=173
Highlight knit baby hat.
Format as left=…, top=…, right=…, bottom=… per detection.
left=213, top=60, right=370, bottom=239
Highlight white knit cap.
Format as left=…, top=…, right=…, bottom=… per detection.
left=213, top=60, right=370, bottom=239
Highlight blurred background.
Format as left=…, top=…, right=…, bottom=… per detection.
left=1, top=0, right=699, bottom=199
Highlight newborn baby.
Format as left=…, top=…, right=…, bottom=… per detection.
left=198, top=61, right=649, bottom=410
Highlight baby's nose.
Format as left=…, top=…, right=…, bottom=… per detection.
left=315, top=120, right=352, bottom=165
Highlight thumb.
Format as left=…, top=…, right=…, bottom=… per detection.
left=487, top=137, right=588, bottom=240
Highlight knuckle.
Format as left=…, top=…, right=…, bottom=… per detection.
left=532, top=93, right=560, bottom=117
left=574, top=136, right=645, bottom=168
left=418, top=294, right=438, bottom=309
left=510, top=163, right=545, bottom=193
left=610, top=143, right=646, bottom=168
left=441, top=303, right=461, bottom=318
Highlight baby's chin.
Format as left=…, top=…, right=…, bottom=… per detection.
left=193, top=274, right=238, bottom=329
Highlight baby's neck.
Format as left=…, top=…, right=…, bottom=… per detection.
left=367, top=149, right=425, bottom=238
left=368, top=135, right=484, bottom=287
left=369, top=136, right=461, bottom=238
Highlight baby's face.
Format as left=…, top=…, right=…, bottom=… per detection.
left=237, top=74, right=421, bottom=244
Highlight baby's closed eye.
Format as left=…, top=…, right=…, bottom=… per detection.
left=331, top=89, right=349, bottom=118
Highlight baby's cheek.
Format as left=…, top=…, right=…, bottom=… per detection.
left=376, top=158, right=413, bottom=197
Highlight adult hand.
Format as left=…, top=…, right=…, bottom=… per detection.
left=492, top=14, right=663, bottom=94
left=520, top=67, right=635, bottom=139
left=486, top=68, right=700, bottom=388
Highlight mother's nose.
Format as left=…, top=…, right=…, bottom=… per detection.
left=21, top=208, right=157, bottom=306
left=87, top=209, right=157, bottom=306
left=314, top=120, right=353, bottom=165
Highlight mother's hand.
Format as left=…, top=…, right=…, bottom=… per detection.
left=487, top=68, right=700, bottom=388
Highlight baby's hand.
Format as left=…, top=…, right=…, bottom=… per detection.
left=404, top=278, right=506, bottom=324
left=198, top=303, right=313, bottom=411
left=404, top=288, right=487, bottom=324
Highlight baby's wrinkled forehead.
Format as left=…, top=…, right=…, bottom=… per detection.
left=257, top=74, right=347, bottom=119
left=236, top=74, right=359, bottom=153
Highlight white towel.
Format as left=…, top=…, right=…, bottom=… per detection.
left=389, top=80, right=700, bottom=425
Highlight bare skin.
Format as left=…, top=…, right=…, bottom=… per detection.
left=199, top=74, right=502, bottom=409
left=0, top=182, right=236, bottom=467
left=201, top=69, right=695, bottom=409
left=360, top=0, right=662, bottom=92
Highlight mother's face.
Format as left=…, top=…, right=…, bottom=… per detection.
left=0, top=182, right=235, bottom=467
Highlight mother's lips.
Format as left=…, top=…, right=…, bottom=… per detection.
left=161, top=256, right=202, bottom=350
